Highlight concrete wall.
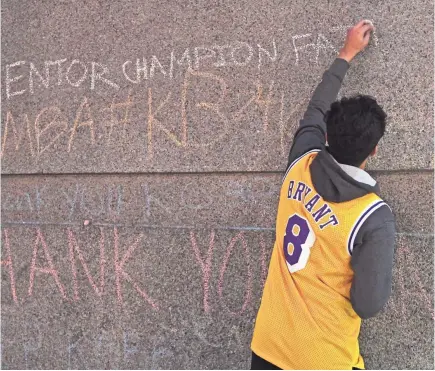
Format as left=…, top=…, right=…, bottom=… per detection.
left=1, top=0, right=433, bottom=369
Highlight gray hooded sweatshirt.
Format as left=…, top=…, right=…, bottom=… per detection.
left=287, top=58, right=396, bottom=319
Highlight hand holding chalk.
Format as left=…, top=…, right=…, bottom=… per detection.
left=338, top=19, right=375, bottom=63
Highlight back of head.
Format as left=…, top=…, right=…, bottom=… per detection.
left=325, top=95, right=387, bottom=167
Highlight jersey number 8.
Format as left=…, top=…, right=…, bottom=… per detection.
left=283, top=213, right=316, bottom=273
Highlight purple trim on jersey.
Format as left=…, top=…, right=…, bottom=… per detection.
left=347, top=200, right=386, bottom=255
left=283, top=149, right=321, bottom=183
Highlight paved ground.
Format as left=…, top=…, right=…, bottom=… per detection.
left=2, top=0, right=433, bottom=369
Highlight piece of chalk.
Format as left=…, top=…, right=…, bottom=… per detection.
left=84, top=220, right=90, bottom=226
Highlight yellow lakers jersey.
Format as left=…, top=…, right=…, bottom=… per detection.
left=251, top=150, right=386, bottom=370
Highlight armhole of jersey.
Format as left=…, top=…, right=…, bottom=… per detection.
left=283, top=149, right=321, bottom=183
left=347, top=200, right=390, bottom=256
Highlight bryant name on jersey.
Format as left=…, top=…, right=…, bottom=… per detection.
left=287, top=180, right=339, bottom=230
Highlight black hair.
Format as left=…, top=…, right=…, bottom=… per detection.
left=325, top=95, right=387, bottom=167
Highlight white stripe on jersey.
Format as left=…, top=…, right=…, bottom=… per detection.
left=347, top=200, right=389, bottom=255
left=283, top=149, right=321, bottom=183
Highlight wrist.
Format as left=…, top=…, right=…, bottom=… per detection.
left=338, top=48, right=356, bottom=63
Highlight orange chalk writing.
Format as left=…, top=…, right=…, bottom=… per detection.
left=67, top=96, right=96, bottom=152
left=104, top=90, right=135, bottom=144
left=146, top=88, right=174, bottom=160
left=35, top=106, right=68, bottom=156
left=182, top=69, right=229, bottom=148
left=1, top=110, right=35, bottom=158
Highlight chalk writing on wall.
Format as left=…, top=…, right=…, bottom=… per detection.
left=1, top=225, right=433, bottom=322
left=4, top=24, right=377, bottom=100
left=1, top=74, right=308, bottom=162
left=2, top=24, right=379, bottom=167
left=1, top=226, right=270, bottom=314
left=1, top=180, right=278, bottom=227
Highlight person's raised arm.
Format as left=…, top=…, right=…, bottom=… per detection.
left=287, top=20, right=375, bottom=167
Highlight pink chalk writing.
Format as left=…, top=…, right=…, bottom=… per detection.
left=1, top=229, right=18, bottom=303
left=68, top=227, right=105, bottom=300
left=218, top=232, right=252, bottom=315
left=28, top=228, right=67, bottom=299
left=190, top=230, right=215, bottom=313
left=3, top=223, right=432, bottom=327
left=113, top=227, right=159, bottom=310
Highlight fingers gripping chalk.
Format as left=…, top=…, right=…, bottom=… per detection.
left=363, top=20, right=376, bottom=44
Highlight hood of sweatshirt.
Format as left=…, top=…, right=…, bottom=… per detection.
left=310, top=149, right=380, bottom=203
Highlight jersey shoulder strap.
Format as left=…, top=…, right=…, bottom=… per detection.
left=346, top=197, right=390, bottom=255
left=283, top=149, right=321, bottom=182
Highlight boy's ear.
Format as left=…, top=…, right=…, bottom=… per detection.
left=370, top=145, right=378, bottom=157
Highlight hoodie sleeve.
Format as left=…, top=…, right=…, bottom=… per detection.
left=287, top=58, right=349, bottom=168
left=350, top=205, right=396, bottom=319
